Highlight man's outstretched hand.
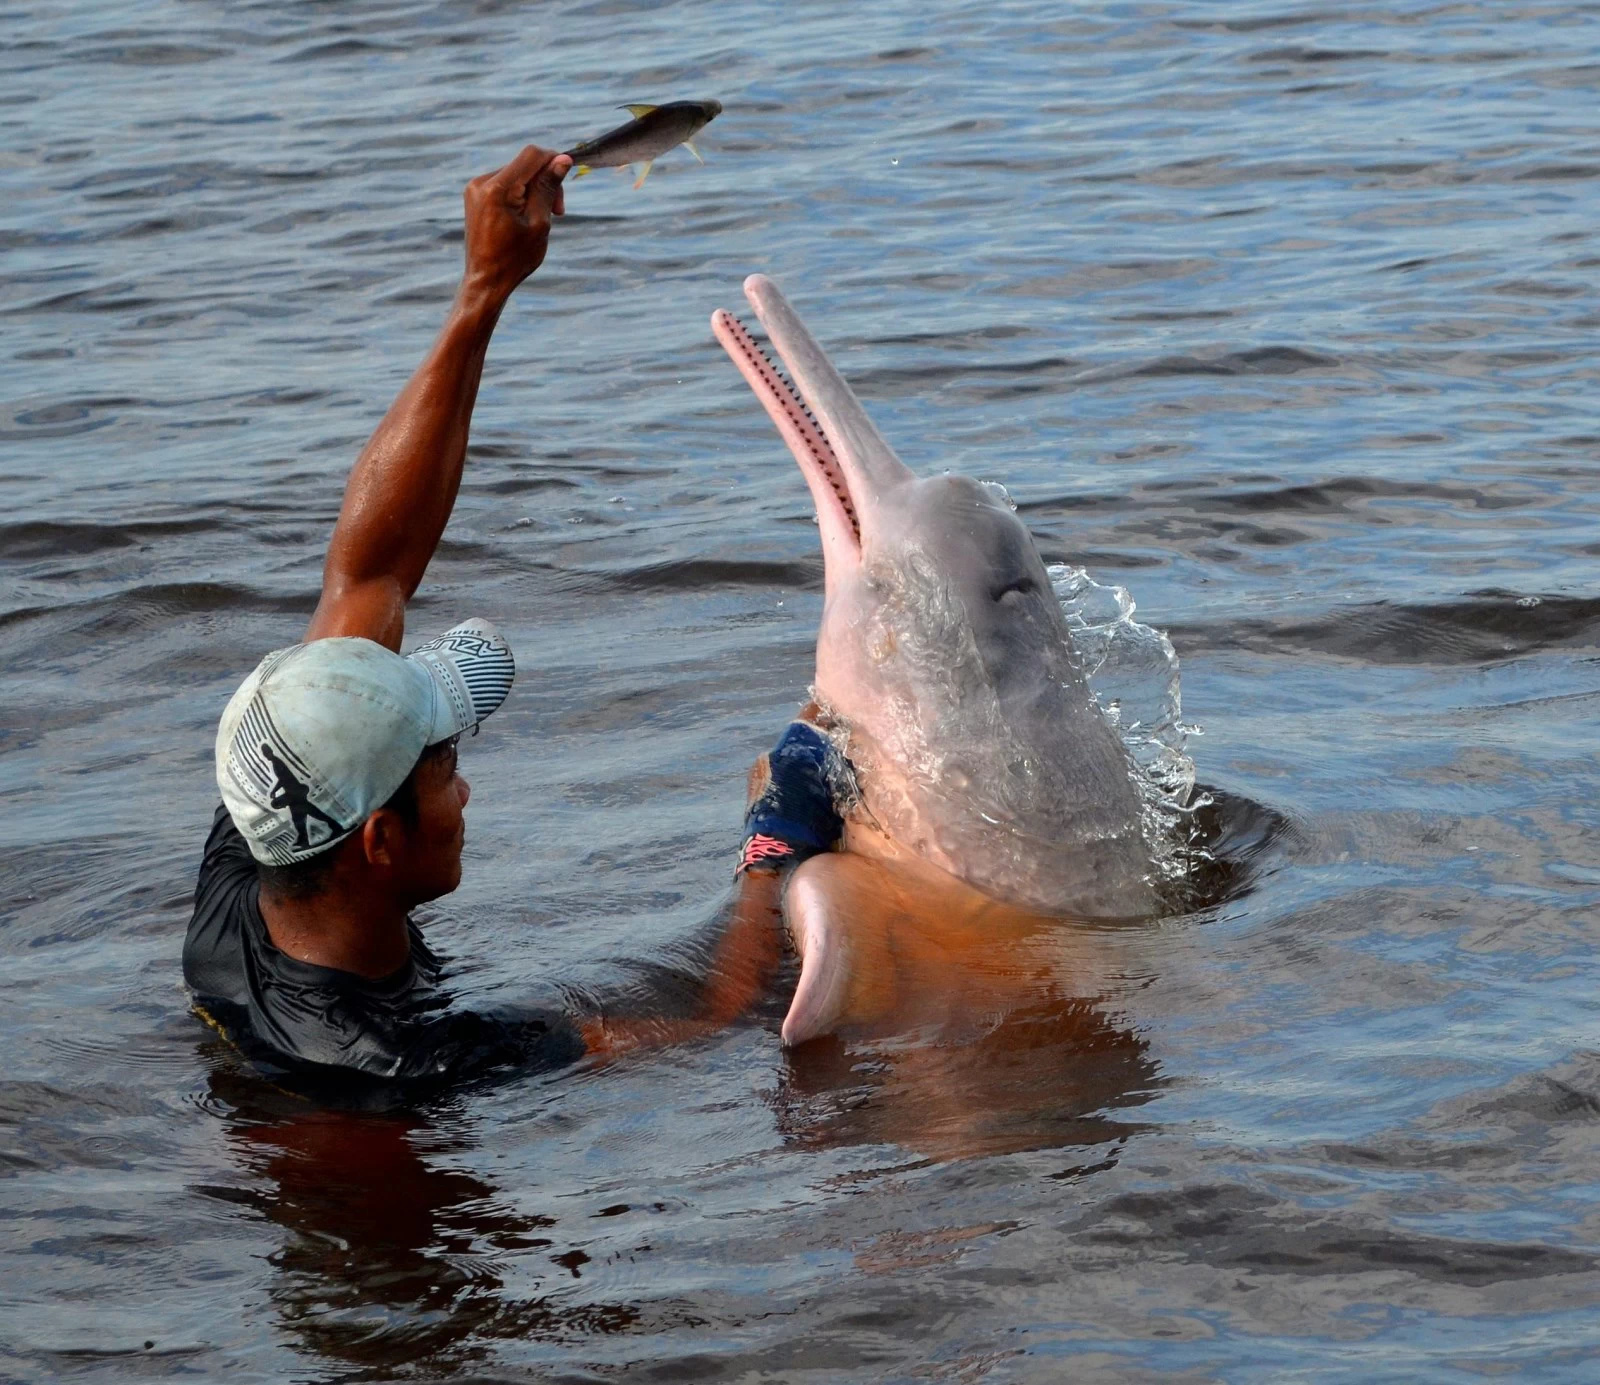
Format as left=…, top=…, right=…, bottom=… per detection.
left=462, top=144, right=571, bottom=305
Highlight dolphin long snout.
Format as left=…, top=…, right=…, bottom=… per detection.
left=742, top=275, right=915, bottom=513
left=711, top=305, right=859, bottom=576
left=713, top=276, right=915, bottom=583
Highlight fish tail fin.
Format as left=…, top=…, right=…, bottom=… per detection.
left=573, top=164, right=592, bottom=178
left=684, top=139, right=704, bottom=164
left=621, top=103, right=658, bottom=117
left=632, top=159, right=655, bottom=189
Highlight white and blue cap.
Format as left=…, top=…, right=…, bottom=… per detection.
left=215, top=619, right=515, bottom=865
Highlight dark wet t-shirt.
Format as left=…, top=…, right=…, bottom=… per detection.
left=184, top=805, right=585, bottom=1090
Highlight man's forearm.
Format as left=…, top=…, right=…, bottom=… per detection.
left=303, top=144, right=570, bottom=652
left=305, top=290, right=507, bottom=651
left=577, top=869, right=788, bottom=1059
left=699, top=868, right=787, bottom=1025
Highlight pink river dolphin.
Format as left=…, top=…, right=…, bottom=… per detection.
left=713, top=276, right=1163, bottom=1046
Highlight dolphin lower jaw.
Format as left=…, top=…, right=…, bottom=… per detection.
left=710, top=307, right=860, bottom=584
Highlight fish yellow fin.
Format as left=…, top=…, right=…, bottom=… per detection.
left=684, top=139, right=704, bottom=164
left=632, top=159, right=654, bottom=189
left=574, top=164, right=592, bottom=178
left=621, top=103, right=658, bottom=118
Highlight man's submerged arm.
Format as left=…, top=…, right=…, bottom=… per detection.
left=304, top=145, right=572, bottom=652
left=575, top=719, right=846, bottom=1060
left=576, top=868, right=788, bottom=1059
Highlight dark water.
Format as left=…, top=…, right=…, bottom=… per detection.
left=4, top=0, right=1599, bottom=1379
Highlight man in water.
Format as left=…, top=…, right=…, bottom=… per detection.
left=184, top=144, right=840, bottom=1094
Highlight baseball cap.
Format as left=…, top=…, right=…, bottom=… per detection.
left=215, top=619, right=515, bottom=865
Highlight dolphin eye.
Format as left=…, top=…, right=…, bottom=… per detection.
left=993, top=576, right=1038, bottom=604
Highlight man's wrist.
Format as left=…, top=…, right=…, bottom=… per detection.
left=737, top=833, right=803, bottom=878
left=453, top=275, right=514, bottom=333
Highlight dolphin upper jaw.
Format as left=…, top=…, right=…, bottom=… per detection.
left=711, top=275, right=918, bottom=592
left=741, top=272, right=915, bottom=520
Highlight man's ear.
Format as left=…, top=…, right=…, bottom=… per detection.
left=361, top=808, right=406, bottom=869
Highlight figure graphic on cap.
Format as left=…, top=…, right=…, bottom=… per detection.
left=262, top=742, right=344, bottom=851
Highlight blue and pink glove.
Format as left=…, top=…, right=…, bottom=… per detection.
left=737, top=721, right=847, bottom=877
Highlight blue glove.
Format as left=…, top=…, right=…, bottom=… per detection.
left=737, top=721, right=847, bottom=876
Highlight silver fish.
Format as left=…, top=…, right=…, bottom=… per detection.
left=565, top=100, right=723, bottom=189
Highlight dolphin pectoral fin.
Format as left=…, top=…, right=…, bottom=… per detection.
left=782, top=848, right=1127, bottom=1048
left=782, top=863, right=856, bottom=1047
left=633, top=159, right=655, bottom=189
left=781, top=853, right=905, bottom=1046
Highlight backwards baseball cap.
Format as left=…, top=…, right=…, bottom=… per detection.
left=215, top=619, right=515, bottom=865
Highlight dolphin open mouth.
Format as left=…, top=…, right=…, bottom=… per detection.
left=711, top=304, right=859, bottom=541
left=713, top=275, right=914, bottom=591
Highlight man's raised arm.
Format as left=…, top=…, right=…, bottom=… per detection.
left=305, top=145, right=572, bottom=652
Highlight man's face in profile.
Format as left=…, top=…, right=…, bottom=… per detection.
left=391, top=740, right=470, bottom=905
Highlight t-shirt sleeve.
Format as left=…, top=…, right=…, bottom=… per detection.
left=486, top=1006, right=588, bottom=1073
left=388, top=1005, right=588, bottom=1083
left=184, top=804, right=258, bottom=1005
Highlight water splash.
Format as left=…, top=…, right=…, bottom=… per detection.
left=1049, top=565, right=1209, bottom=889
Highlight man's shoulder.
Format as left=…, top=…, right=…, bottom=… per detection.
left=184, top=804, right=260, bottom=1004
left=195, top=803, right=258, bottom=911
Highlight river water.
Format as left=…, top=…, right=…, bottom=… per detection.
left=4, top=1, right=1599, bottom=1380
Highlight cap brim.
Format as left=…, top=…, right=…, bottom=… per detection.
left=408, top=619, right=516, bottom=744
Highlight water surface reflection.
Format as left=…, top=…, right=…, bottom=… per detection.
left=776, top=998, right=1162, bottom=1165
left=201, top=1071, right=638, bottom=1376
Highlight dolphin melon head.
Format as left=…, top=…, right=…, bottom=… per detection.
left=714, top=275, right=1158, bottom=918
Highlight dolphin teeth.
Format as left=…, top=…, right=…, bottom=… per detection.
left=714, top=310, right=860, bottom=538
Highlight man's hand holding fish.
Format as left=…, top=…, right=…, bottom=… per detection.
left=461, top=143, right=571, bottom=305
